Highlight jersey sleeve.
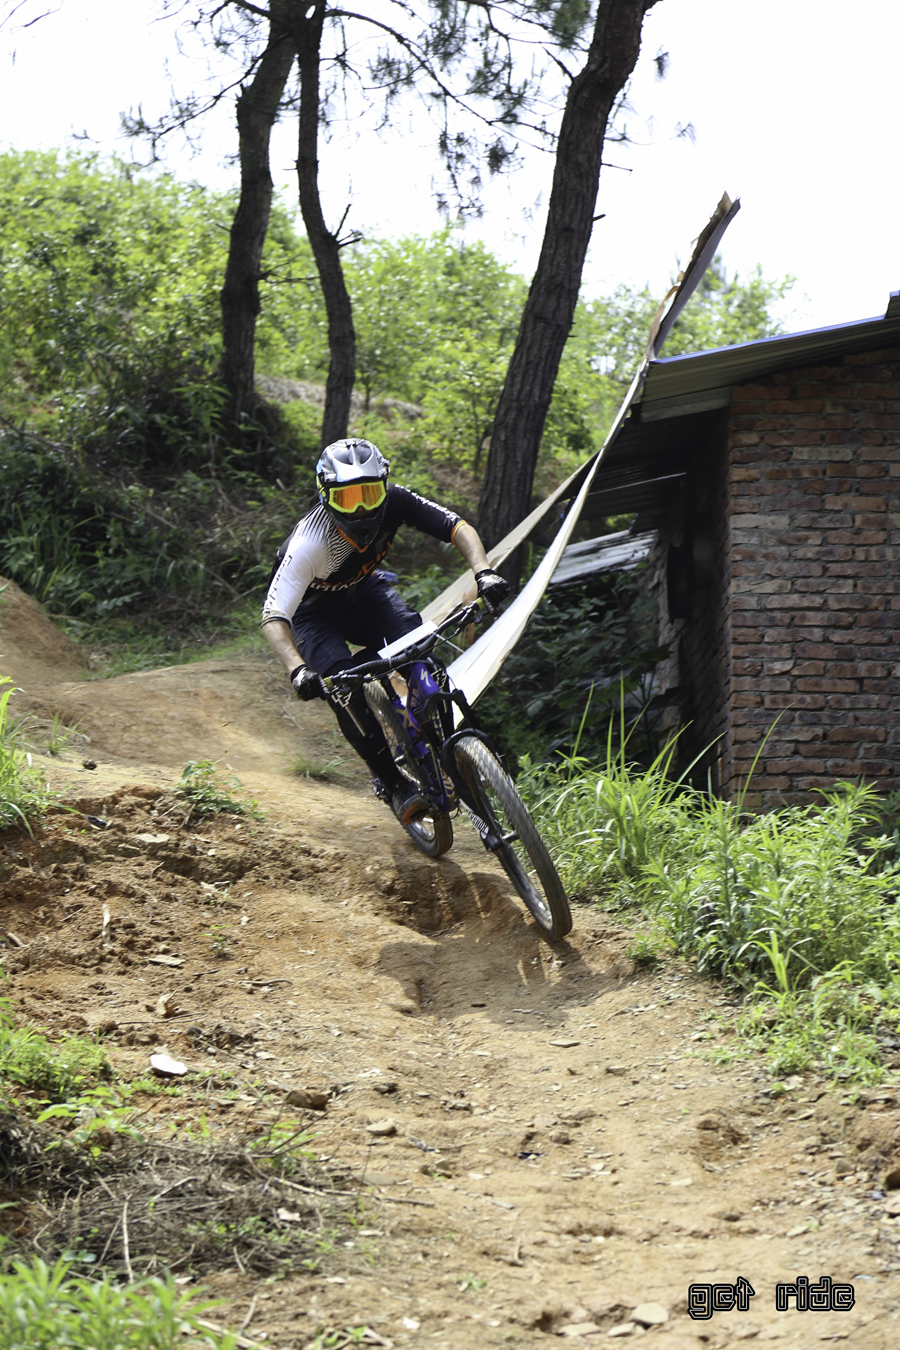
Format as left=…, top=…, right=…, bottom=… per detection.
left=260, top=522, right=330, bottom=626
left=392, top=485, right=461, bottom=542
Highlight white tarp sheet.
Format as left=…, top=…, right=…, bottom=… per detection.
left=423, top=193, right=740, bottom=709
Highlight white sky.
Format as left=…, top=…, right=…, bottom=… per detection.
left=1, top=0, right=898, bottom=333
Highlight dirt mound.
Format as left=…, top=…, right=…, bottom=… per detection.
left=1, top=631, right=898, bottom=1345
left=0, top=575, right=85, bottom=689
left=2, top=769, right=899, bottom=1346
left=36, top=654, right=305, bottom=771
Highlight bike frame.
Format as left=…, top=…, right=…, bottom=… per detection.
left=324, top=601, right=510, bottom=848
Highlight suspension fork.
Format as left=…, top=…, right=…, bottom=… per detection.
left=439, top=728, right=507, bottom=851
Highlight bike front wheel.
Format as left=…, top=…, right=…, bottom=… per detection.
left=365, top=681, right=453, bottom=858
left=449, top=735, right=572, bottom=941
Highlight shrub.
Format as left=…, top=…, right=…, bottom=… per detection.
left=0, top=677, right=47, bottom=832
left=524, top=729, right=900, bottom=1081
left=0, top=1257, right=235, bottom=1350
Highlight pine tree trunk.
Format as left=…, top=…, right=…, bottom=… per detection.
left=219, top=4, right=294, bottom=431
left=477, top=0, right=658, bottom=556
left=293, top=2, right=356, bottom=449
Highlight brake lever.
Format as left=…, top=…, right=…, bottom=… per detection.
left=452, top=597, right=486, bottom=633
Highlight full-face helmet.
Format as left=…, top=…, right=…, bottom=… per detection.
left=316, top=438, right=390, bottom=546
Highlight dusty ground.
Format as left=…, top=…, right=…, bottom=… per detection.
left=3, top=577, right=900, bottom=1349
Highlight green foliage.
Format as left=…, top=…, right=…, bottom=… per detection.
left=0, top=677, right=47, bottom=832
left=0, top=150, right=223, bottom=446
left=175, top=760, right=260, bottom=820
left=401, top=564, right=454, bottom=611
left=581, top=255, right=794, bottom=400
left=519, top=718, right=690, bottom=894
left=37, top=1088, right=142, bottom=1159
left=340, top=229, right=613, bottom=490
left=0, top=150, right=793, bottom=669
left=0, top=149, right=314, bottom=478
left=0, top=1002, right=111, bottom=1104
left=344, top=230, right=525, bottom=408
left=524, top=744, right=900, bottom=1081
left=475, top=569, right=664, bottom=764
left=0, top=1257, right=235, bottom=1350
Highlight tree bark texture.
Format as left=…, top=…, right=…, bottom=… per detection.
left=477, top=0, right=659, bottom=554
left=219, top=2, right=295, bottom=431
left=291, top=1, right=356, bottom=448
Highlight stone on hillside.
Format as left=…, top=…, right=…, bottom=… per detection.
left=631, top=1302, right=669, bottom=1326
left=286, top=1088, right=329, bottom=1110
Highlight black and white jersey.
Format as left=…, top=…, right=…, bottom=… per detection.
left=261, top=484, right=460, bottom=625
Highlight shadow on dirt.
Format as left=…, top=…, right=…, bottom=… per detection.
left=374, top=848, right=627, bottom=1027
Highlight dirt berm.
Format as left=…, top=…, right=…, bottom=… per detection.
left=2, top=576, right=900, bottom=1348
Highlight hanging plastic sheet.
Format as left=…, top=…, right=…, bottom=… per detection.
left=424, top=193, right=741, bottom=709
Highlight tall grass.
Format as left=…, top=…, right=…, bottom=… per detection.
left=0, top=678, right=47, bottom=832
left=0, top=1258, right=236, bottom=1350
left=521, top=724, right=900, bottom=1080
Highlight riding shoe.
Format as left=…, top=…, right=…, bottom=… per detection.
left=391, top=781, right=431, bottom=825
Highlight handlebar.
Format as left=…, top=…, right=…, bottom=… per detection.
left=323, top=597, right=485, bottom=694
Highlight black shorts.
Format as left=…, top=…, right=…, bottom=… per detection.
left=291, top=572, right=422, bottom=678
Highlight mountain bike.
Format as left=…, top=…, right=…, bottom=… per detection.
left=323, top=599, right=572, bottom=942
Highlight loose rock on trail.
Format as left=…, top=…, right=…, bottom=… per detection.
left=2, top=577, right=900, bottom=1348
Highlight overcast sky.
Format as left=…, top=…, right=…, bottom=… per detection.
left=2, top=0, right=897, bottom=334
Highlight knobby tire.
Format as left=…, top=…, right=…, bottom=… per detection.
left=450, top=735, right=572, bottom=941
left=364, top=682, right=453, bottom=858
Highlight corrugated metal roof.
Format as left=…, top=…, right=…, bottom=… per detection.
left=581, top=291, right=900, bottom=522
left=550, top=529, right=656, bottom=586
left=640, top=292, right=900, bottom=406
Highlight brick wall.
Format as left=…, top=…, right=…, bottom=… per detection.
left=723, top=345, right=900, bottom=804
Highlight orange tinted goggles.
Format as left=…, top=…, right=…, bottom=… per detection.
left=326, top=481, right=387, bottom=513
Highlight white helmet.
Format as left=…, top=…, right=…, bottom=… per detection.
left=316, top=439, right=390, bottom=545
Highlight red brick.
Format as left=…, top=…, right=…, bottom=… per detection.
left=767, top=758, right=825, bottom=774
left=764, top=694, right=825, bottom=709
left=824, top=759, right=868, bottom=776
left=795, top=578, right=851, bottom=594
left=860, top=415, right=900, bottom=430
left=733, top=677, right=791, bottom=693
left=826, top=531, right=887, bottom=544
left=826, top=595, right=885, bottom=610
left=730, top=434, right=761, bottom=449
left=765, top=400, right=825, bottom=414
left=733, top=725, right=770, bottom=742
left=825, top=562, right=886, bottom=576
left=795, top=679, right=856, bottom=693
left=797, top=643, right=843, bottom=659
left=832, top=662, right=887, bottom=678
left=733, top=384, right=790, bottom=400
left=737, top=645, right=792, bottom=658
left=826, top=727, right=887, bottom=742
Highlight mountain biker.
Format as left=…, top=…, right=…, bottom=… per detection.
left=261, top=438, right=509, bottom=825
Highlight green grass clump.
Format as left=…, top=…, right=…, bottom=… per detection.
left=522, top=719, right=900, bottom=1082
left=0, top=678, right=47, bottom=832
left=0, top=1000, right=111, bottom=1103
left=175, top=760, right=260, bottom=821
left=0, top=1257, right=235, bottom=1350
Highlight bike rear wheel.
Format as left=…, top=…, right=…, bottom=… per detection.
left=365, top=682, right=453, bottom=858
left=450, top=735, right=572, bottom=941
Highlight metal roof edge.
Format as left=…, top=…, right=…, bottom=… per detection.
left=641, top=304, right=900, bottom=403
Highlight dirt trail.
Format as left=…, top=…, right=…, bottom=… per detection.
left=3, top=579, right=900, bottom=1349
